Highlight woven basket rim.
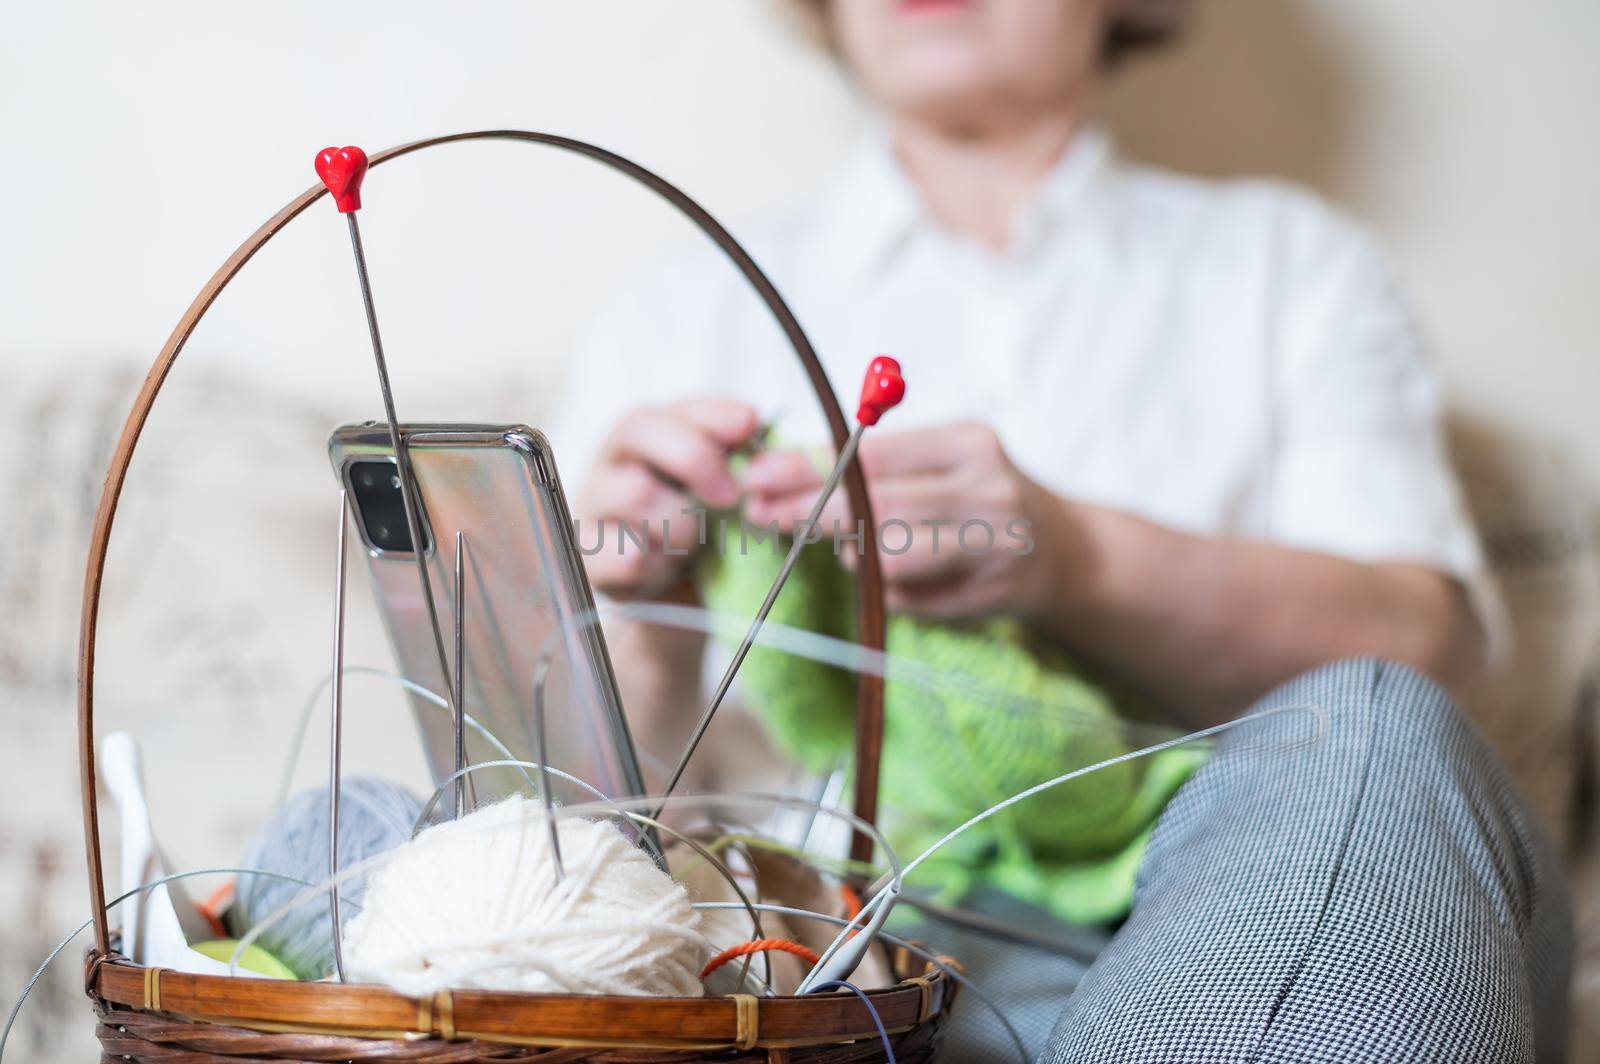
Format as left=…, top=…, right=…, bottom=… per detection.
left=87, top=950, right=959, bottom=1053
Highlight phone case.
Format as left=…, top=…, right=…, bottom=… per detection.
left=327, top=423, right=649, bottom=812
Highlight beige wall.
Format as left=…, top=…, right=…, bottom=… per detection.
left=1102, top=0, right=1600, bottom=486
left=3, top=0, right=1596, bottom=479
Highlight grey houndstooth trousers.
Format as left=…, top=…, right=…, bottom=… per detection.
left=1039, top=657, right=1573, bottom=1063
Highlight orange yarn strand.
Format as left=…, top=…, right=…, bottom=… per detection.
left=700, top=938, right=822, bottom=980
left=197, top=880, right=234, bottom=939
left=697, top=885, right=867, bottom=980
left=839, top=883, right=863, bottom=939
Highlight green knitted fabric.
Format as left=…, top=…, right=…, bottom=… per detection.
left=699, top=530, right=1204, bottom=925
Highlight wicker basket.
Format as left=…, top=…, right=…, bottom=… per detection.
left=85, top=947, right=956, bottom=1061
left=75, top=131, right=952, bottom=1062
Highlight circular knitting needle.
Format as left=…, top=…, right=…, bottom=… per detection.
left=530, top=650, right=566, bottom=881
left=452, top=531, right=471, bottom=819
left=315, top=145, right=464, bottom=817
left=326, top=490, right=349, bottom=983
left=654, top=356, right=907, bottom=814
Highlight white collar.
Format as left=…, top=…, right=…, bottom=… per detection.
left=815, top=124, right=1117, bottom=281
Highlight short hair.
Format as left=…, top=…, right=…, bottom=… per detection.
left=780, top=0, right=1191, bottom=69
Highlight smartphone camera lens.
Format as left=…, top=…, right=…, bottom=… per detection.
left=347, top=459, right=430, bottom=554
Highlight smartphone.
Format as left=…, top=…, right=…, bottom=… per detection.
left=327, top=422, right=649, bottom=814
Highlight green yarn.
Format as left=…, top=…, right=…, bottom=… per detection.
left=699, top=527, right=1203, bottom=926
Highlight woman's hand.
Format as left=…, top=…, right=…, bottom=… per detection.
left=742, top=421, right=1089, bottom=620
left=740, top=419, right=1486, bottom=722
left=572, top=398, right=759, bottom=599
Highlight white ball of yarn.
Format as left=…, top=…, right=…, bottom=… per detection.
left=343, top=796, right=709, bottom=997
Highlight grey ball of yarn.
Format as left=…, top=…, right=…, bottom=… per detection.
left=229, top=776, right=425, bottom=981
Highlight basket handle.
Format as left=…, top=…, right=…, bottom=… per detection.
left=76, top=130, right=888, bottom=956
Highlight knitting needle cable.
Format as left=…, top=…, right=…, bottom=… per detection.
left=797, top=699, right=1325, bottom=993
left=405, top=756, right=667, bottom=871
left=807, top=980, right=894, bottom=1063
left=409, top=759, right=617, bottom=837
left=268, top=775, right=774, bottom=991
left=611, top=812, right=775, bottom=992
left=272, top=602, right=1280, bottom=986
left=699, top=831, right=1102, bottom=963
left=695, top=901, right=1028, bottom=1064
left=229, top=791, right=899, bottom=955
left=240, top=711, right=1320, bottom=1002
left=275, top=667, right=539, bottom=808
left=889, top=699, right=1323, bottom=889
left=277, top=589, right=1079, bottom=813
left=0, top=867, right=320, bottom=1063
left=307, top=598, right=1183, bottom=826
left=607, top=599, right=1190, bottom=748
left=20, top=714, right=1314, bottom=1057
left=226, top=791, right=895, bottom=987
left=408, top=798, right=777, bottom=993
left=802, top=702, right=1325, bottom=988
left=272, top=599, right=1188, bottom=813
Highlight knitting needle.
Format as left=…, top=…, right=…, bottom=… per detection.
left=452, top=532, right=469, bottom=819
left=531, top=651, right=566, bottom=881
left=654, top=357, right=906, bottom=812
left=327, top=490, right=349, bottom=983
left=315, top=146, right=463, bottom=817
left=529, top=620, right=665, bottom=874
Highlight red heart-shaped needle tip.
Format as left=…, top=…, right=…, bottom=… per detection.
left=856, top=355, right=906, bottom=426
left=315, top=145, right=369, bottom=214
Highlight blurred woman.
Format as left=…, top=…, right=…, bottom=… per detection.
left=554, top=1, right=1568, bottom=1059
left=563, top=0, right=1490, bottom=723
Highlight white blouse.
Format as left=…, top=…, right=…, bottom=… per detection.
left=551, top=128, right=1498, bottom=646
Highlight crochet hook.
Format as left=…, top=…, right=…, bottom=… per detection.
left=315, top=146, right=464, bottom=817
left=655, top=356, right=906, bottom=811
